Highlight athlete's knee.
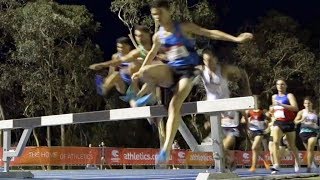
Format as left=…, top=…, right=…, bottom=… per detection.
left=273, top=141, right=280, bottom=148
left=105, top=72, right=120, bottom=82
left=168, top=104, right=182, bottom=117
left=140, top=66, right=159, bottom=83
left=168, top=97, right=185, bottom=113
left=307, top=146, right=313, bottom=152
left=252, top=145, right=259, bottom=151
left=307, top=142, right=316, bottom=151
left=224, top=137, right=235, bottom=149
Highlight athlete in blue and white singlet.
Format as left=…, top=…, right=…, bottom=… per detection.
left=131, top=0, right=253, bottom=165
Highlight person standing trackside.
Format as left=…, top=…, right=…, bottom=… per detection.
left=171, top=140, right=180, bottom=169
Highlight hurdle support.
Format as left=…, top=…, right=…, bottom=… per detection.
left=0, top=96, right=256, bottom=178
left=1, top=128, right=34, bottom=178
left=178, top=97, right=256, bottom=177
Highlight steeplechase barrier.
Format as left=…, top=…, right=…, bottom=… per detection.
left=0, top=96, right=256, bottom=178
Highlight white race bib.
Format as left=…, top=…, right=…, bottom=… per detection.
left=166, top=45, right=189, bottom=61
left=249, top=120, right=265, bottom=130
left=221, top=111, right=239, bottom=127
left=273, top=105, right=285, bottom=119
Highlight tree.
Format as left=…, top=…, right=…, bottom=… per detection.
left=0, top=0, right=103, bottom=150
left=233, top=11, right=316, bottom=107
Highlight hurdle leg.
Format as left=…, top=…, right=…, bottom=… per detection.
left=1, top=128, right=33, bottom=178
left=178, top=119, right=198, bottom=151
left=196, top=113, right=240, bottom=180
left=3, top=129, right=11, bottom=172
left=157, top=118, right=166, bottom=149
left=209, top=112, right=225, bottom=172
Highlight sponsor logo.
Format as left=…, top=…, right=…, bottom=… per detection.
left=112, top=150, right=119, bottom=158
left=178, top=152, right=185, bottom=159
left=243, top=153, right=249, bottom=159
left=111, top=150, right=120, bottom=162
left=124, top=152, right=156, bottom=160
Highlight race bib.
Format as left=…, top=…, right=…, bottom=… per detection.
left=221, top=111, right=239, bottom=127
left=273, top=105, right=285, bottom=119
left=249, top=120, right=265, bottom=130
left=166, top=45, right=189, bottom=61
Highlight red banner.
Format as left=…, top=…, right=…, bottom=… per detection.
left=121, top=148, right=158, bottom=165
left=0, top=147, right=100, bottom=166
left=0, top=147, right=317, bottom=166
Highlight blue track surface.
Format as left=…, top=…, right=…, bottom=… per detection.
left=31, top=168, right=318, bottom=179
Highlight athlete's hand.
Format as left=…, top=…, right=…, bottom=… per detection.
left=274, top=100, right=283, bottom=106
left=204, top=121, right=211, bottom=130
left=89, top=64, right=104, bottom=71
left=131, top=71, right=141, bottom=80
left=236, top=33, right=253, bottom=43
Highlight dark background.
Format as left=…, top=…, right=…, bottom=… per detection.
left=55, top=0, right=320, bottom=59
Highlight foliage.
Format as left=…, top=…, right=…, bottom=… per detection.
left=0, top=0, right=104, bottom=145
left=233, top=11, right=316, bottom=106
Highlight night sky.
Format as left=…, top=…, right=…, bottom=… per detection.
left=56, top=0, right=320, bottom=59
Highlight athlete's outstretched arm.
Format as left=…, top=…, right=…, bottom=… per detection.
left=141, top=33, right=162, bottom=67
left=89, top=50, right=140, bottom=70
left=181, top=22, right=253, bottom=43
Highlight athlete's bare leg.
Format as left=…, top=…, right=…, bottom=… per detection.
left=102, top=72, right=126, bottom=95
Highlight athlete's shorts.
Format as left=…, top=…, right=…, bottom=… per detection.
left=223, top=127, right=240, bottom=137
left=95, top=75, right=104, bottom=95
left=273, top=120, right=295, bottom=133
left=171, top=65, right=197, bottom=83
left=120, top=72, right=132, bottom=85
left=248, top=130, right=264, bottom=139
left=160, top=65, right=197, bottom=108
left=299, top=132, right=318, bottom=144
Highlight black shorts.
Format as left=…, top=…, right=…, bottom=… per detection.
left=171, top=66, right=197, bottom=83
left=249, top=130, right=264, bottom=139
left=299, top=132, right=318, bottom=144
left=273, top=120, right=295, bottom=133
left=162, top=66, right=197, bottom=107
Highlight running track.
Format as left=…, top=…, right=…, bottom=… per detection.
left=32, top=168, right=319, bottom=179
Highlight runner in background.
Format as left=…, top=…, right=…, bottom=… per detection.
left=199, top=48, right=252, bottom=170
left=244, top=96, right=270, bottom=172
left=294, top=97, right=319, bottom=173
left=270, top=79, right=299, bottom=174
left=89, top=37, right=134, bottom=96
